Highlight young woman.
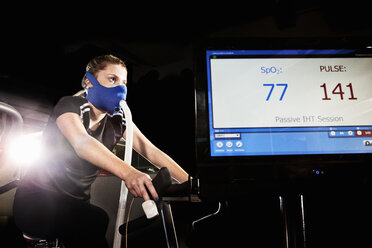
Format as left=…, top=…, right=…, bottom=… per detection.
left=13, top=54, right=189, bottom=247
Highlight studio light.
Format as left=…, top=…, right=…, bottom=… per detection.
left=8, top=132, right=43, bottom=166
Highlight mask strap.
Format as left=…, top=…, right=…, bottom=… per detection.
left=85, top=71, right=100, bottom=87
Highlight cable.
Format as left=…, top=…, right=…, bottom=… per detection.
left=125, top=198, right=135, bottom=248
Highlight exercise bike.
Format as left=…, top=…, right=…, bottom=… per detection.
left=119, top=167, right=199, bottom=248
left=1, top=100, right=203, bottom=248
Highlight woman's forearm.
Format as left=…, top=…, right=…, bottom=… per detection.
left=73, top=133, right=135, bottom=180
left=143, top=146, right=189, bottom=183
left=130, top=124, right=189, bottom=183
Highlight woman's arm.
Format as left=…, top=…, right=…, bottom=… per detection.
left=128, top=123, right=189, bottom=183
left=56, top=112, right=158, bottom=200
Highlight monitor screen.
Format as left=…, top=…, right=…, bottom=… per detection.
left=206, top=49, right=372, bottom=157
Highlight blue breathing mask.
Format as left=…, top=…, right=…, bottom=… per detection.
left=85, top=71, right=127, bottom=114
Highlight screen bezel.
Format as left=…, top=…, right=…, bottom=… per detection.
left=194, top=38, right=372, bottom=173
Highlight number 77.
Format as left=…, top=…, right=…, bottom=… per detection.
left=263, top=83, right=288, bottom=101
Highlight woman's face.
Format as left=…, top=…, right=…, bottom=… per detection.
left=87, top=63, right=127, bottom=88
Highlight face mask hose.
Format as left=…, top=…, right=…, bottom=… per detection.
left=113, top=100, right=133, bottom=248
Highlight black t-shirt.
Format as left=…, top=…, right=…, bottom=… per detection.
left=21, top=96, right=126, bottom=201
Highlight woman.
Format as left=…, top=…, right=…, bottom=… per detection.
left=13, top=54, right=189, bottom=247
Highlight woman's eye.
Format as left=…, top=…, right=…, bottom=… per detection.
left=109, top=77, right=116, bottom=83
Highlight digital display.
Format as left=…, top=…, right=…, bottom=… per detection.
left=207, top=50, right=372, bottom=156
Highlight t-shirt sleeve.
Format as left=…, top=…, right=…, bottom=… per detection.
left=51, top=96, right=88, bottom=120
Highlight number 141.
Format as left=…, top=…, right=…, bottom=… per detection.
left=320, top=83, right=357, bottom=100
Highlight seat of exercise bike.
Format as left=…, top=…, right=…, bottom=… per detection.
left=22, top=232, right=59, bottom=244
left=23, top=232, right=45, bottom=242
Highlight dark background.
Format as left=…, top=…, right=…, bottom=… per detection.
left=1, top=1, right=372, bottom=247
left=1, top=1, right=371, bottom=175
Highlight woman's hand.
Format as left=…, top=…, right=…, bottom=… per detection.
left=124, top=169, right=159, bottom=201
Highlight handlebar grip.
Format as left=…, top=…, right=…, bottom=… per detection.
left=148, top=167, right=172, bottom=199
left=163, top=181, right=189, bottom=197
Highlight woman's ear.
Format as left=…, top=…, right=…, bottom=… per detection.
left=84, top=78, right=93, bottom=88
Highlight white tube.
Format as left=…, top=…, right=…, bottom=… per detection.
left=113, top=100, right=133, bottom=248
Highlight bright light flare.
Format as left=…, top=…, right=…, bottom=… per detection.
left=8, top=132, right=43, bottom=165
